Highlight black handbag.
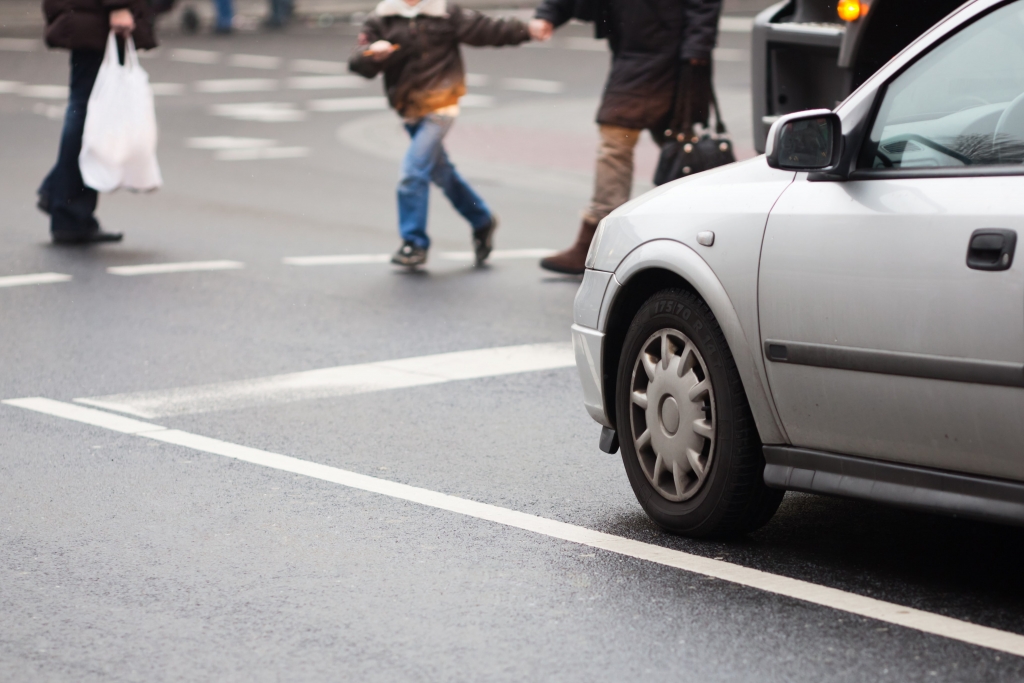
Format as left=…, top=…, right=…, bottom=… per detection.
left=654, top=79, right=735, bottom=186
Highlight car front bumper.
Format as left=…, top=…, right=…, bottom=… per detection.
left=571, top=323, right=609, bottom=428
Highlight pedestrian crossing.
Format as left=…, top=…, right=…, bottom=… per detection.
left=1, top=35, right=749, bottom=168
left=73, top=342, right=575, bottom=417
left=2, top=43, right=574, bottom=160
left=1, top=250, right=563, bottom=290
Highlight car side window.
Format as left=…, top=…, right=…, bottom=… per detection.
left=860, top=1, right=1024, bottom=170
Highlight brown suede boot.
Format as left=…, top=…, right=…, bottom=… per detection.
left=539, top=220, right=598, bottom=275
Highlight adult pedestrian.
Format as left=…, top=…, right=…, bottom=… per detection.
left=349, top=0, right=531, bottom=268
left=39, top=0, right=159, bottom=244
left=530, top=0, right=722, bottom=274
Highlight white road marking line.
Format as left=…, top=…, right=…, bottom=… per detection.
left=308, top=96, right=388, bottom=112
left=714, top=48, right=750, bottom=63
left=283, top=254, right=392, bottom=265
left=720, top=16, right=755, bottom=33
left=465, top=73, right=490, bottom=87
left=283, top=249, right=553, bottom=266
left=106, top=260, right=244, bottom=276
left=561, top=37, right=605, bottom=51
left=0, top=272, right=72, bottom=288
left=18, top=85, right=69, bottom=99
left=150, top=83, right=185, bottom=96
left=228, top=53, right=282, bottom=69
left=210, top=102, right=306, bottom=122
left=186, top=137, right=304, bottom=160
left=4, top=398, right=164, bottom=434
left=502, top=78, right=564, bottom=94
left=195, top=78, right=278, bottom=93
left=187, top=137, right=276, bottom=150
left=74, top=343, right=575, bottom=417
left=0, top=38, right=39, bottom=51
left=0, top=80, right=22, bottom=93
left=7, top=398, right=1024, bottom=660
left=288, top=75, right=365, bottom=90
left=439, top=248, right=555, bottom=262
left=170, top=48, right=221, bottom=64
left=216, top=147, right=308, bottom=161
left=32, top=103, right=64, bottom=120
left=460, top=94, right=495, bottom=108
left=310, top=94, right=490, bottom=113
left=291, top=58, right=346, bottom=74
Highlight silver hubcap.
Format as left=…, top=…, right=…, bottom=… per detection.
left=629, top=329, right=716, bottom=502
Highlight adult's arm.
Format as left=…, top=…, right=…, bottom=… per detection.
left=680, top=0, right=722, bottom=62
left=455, top=8, right=530, bottom=47
left=100, top=0, right=134, bottom=10
left=348, top=17, right=387, bottom=78
left=534, top=0, right=576, bottom=29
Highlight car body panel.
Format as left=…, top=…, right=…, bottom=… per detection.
left=760, top=174, right=1024, bottom=480
left=573, top=270, right=612, bottom=329
left=610, top=239, right=788, bottom=445
left=578, top=157, right=796, bottom=443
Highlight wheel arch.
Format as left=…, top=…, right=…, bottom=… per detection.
left=601, top=240, right=788, bottom=445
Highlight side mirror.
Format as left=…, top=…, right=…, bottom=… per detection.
left=765, top=110, right=842, bottom=172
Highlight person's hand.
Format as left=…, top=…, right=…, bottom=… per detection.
left=366, top=40, right=399, bottom=61
left=528, top=19, right=553, bottom=42
left=109, top=8, right=135, bottom=36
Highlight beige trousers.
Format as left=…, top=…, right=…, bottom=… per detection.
left=583, top=124, right=642, bottom=225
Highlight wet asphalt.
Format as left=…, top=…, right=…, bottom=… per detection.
left=1, top=17, right=1024, bottom=683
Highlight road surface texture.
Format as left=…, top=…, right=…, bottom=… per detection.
left=2, top=10, right=1024, bottom=683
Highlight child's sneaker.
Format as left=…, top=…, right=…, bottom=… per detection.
left=472, top=214, right=499, bottom=267
left=391, top=241, right=428, bottom=267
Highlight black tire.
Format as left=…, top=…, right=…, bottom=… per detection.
left=615, top=288, right=783, bottom=537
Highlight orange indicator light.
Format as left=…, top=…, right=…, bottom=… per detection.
left=837, top=0, right=861, bottom=21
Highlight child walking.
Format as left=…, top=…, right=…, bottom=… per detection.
left=349, top=0, right=530, bottom=267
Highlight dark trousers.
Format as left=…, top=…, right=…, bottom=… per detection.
left=39, top=49, right=104, bottom=238
left=268, top=0, right=293, bottom=25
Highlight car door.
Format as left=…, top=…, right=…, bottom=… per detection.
left=757, top=0, right=1024, bottom=481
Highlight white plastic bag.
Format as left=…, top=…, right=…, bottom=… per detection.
left=79, top=32, right=162, bottom=192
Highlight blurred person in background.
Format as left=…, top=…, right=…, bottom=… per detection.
left=349, top=0, right=531, bottom=268
left=38, top=0, right=159, bottom=244
left=213, top=0, right=233, bottom=33
left=264, top=0, right=293, bottom=28
left=530, top=0, right=721, bottom=274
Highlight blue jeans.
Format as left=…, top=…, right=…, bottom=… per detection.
left=214, top=0, right=233, bottom=30
left=39, top=49, right=103, bottom=238
left=398, top=114, right=491, bottom=250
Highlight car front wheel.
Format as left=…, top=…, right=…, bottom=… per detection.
left=615, top=288, right=783, bottom=537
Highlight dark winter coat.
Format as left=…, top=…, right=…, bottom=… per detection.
left=43, top=0, right=157, bottom=52
left=349, top=5, right=529, bottom=120
left=535, top=0, right=721, bottom=130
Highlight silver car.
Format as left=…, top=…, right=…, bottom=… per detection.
left=572, top=0, right=1024, bottom=537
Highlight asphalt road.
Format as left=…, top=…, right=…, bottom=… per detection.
left=2, top=17, right=1024, bottom=683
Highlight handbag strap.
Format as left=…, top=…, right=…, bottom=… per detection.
left=709, top=86, right=727, bottom=136
left=667, top=67, right=728, bottom=139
